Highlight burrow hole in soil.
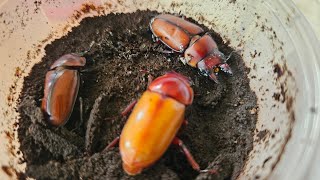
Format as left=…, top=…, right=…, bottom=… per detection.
left=18, top=11, right=257, bottom=180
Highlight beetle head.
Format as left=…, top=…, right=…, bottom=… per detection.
left=50, top=54, right=86, bottom=70
left=163, top=71, right=193, bottom=86
left=148, top=72, right=194, bottom=105
left=197, top=54, right=233, bottom=83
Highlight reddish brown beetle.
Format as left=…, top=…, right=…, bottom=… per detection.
left=42, top=42, right=95, bottom=126
left=106, top=72, right=217, bottom=175
left=150, top=14, right=233, bottom=83
left=41, top=53, right=86, bottom=126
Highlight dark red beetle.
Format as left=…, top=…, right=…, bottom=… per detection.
left=41, top=53, right=86, bottom=126
left=150, top=14, right=233, bottom=83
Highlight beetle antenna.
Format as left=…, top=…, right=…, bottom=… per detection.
left=226, top=49, right=242, bottom=61
left=79, top=97, right=83, bottom=127
left=77, top=41, right=96, bottom=56
left=83, top=41, right=96, bottom=54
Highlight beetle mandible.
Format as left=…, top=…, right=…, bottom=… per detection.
left=150, top=14, right=233, bottom=83
left=105, top=72, right=217, bottom=175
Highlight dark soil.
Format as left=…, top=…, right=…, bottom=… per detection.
left=17, top=11, right=257, bottom=180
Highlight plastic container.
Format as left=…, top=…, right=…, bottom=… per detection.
left=0, top=0, right=319, bottom=179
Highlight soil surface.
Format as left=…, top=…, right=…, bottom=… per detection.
left=17, top=11, right=257, bottom=180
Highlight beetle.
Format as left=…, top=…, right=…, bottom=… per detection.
left=150, top=14, right=233, bottom=83
left=41, top=42, right=95, bottom=126
left=41, top=53, right=86, bottom=126
left=105, top=72, right=216, bottom=175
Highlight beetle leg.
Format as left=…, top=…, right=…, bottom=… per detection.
left=104, top=100, right=138, bottom=121
left=104, top=136, right=120, bottom=150
left=147, top=74, right=154, bottom=87
left=179, top=11, right=184, bottom=18
left=172, top=137, right=218, bottom=174
left=79, top=97, right=83, bottom=125
left=151, top=34, right=156, bottom=42
left=80, top=67, right=96, bottom=73
left=121, top=100, right=138, bottom=117
left=182, top=119, right=189, bottom=126
left=179, top=56, right=188, bottom=65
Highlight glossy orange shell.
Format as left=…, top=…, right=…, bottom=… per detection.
left=150, top=14, right=204, bottom=52
left=119, top=91, right=185, bottom=175
left=42, top=68, right=80, bottom=126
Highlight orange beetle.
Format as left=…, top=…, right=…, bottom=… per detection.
left=41, top=54, right=86, bottom=126
left=150, top=14, right=233, bottom=83
left=106, top=72, right=216, bottom=175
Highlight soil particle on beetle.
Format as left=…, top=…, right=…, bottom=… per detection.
left=17, top=11, right=257, bottom=180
